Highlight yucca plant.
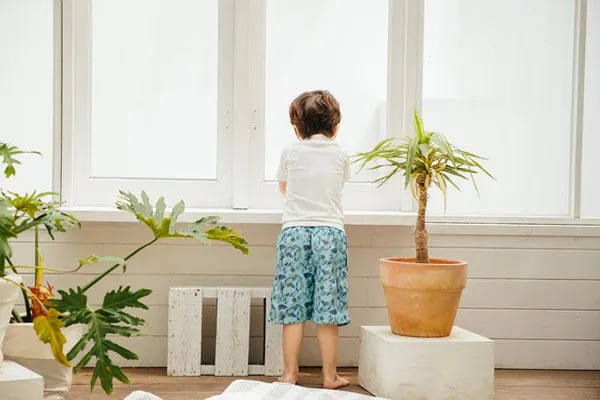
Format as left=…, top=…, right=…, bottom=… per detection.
left=354, top=110, right=492, bottom=264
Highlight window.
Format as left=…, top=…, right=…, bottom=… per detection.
left=422, top=0, right=575, bottom=217
left=249, top=0, right=404, bottom=211
left=0, top=0, right=54, bottom=194
left=582, top=0, right=600, bottom=217
left=263, top=0, right=389, bottom=181
left=4, top=0, right=593, bottom=222
left=62, top=0, right=232, bottom=208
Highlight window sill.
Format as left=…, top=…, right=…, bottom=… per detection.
left=60, top=207, right=417, bottom=226
left=59, top=207, right=600, bottom=236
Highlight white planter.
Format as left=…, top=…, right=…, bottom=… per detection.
left=0, top=274, right=22, bottom=365
left=3, top=323, right=85, bottom=400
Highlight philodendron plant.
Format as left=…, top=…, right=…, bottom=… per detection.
left=354, top=111, right=492, bottom=263
left=0, top=143, right=249, bottom=394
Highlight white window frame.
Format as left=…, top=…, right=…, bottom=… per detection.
left=48, top=0, right=600, bottom=227
left=243, top=0, right=417, bottom=212
left=420, top=0, right=593, bottom=224
left=60, top=0, right=234, bottom=208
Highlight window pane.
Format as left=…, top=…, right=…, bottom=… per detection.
left=423, top=0, right=574, bottom=216
left=264, top=0, right=388, bottom=181
left=582, top=0, right=600, bottom=217
left=0, top=0, right=53, bottom=193
left=90, top=0, right=218, bottom=180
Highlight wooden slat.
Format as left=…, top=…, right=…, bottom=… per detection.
left=264, top=289, right=283, bottom=376
left=200, top=365, right=265, bottom=375
left=167, top=287, right=203, bottom=376
left=214, top=288, right=251, bottom=376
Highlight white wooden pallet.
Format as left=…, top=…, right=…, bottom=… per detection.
left=167, top=287, right=283, bottom=377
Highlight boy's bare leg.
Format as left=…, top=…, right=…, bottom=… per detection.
left=316, top=324, right=349, bottom=389
left=279, top=322, right=305, bottom=384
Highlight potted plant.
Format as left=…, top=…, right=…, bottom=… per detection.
left=0, top=143, right=249, bottom=396
left=354, top=111, right=492, bottom=337
left=2, top=188, right=84, bottom=400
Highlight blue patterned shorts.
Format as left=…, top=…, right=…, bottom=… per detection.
left=268, top=226, right=350, bottom=326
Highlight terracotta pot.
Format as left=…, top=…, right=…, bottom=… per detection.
left=380, top=258, right=467, bottom=337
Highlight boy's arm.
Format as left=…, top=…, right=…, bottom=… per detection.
left=277, top=148, right=288, bottom=197
left=343, top=152, right=352, bottom=182
left=278, top=181, right=287, bottom=196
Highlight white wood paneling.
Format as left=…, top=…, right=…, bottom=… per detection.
left=12, top=223, right=600, bottom=370
left=78, top=335, right=600, bottom=371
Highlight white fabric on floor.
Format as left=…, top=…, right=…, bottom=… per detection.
left=124, top=391, right=164, bottom=400
left=205, top=379, right=389, bottom=400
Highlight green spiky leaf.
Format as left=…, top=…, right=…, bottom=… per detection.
left=354, top=109, right=494, bottom=204
left=116, top=191, right=249, bottom=254
left=0, top=143, right=40, bottom=178
left=52, top=286, right=151, bottom=394
left=79, top=255, right=127, bottom=273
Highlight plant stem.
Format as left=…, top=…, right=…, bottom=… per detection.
left=11, top=309, right=23, bottom=323
left=7, top=257, right=32, bottom=321
left=34, top=226, right=41, bottom=287
left=13, top=213, right=47, bottom=234
left=80, top=238, right=158, bottom=293
left=415, top=180, right=429, bottom=264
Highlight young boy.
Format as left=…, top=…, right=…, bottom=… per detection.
left=268, top=90, right=351, bottom=390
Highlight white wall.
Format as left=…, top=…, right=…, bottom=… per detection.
left=11, top=222, right=600, bottom=370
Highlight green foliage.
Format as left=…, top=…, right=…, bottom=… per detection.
left=52, top=286, right=151, bottom=394
left=354, top=110, right=493, bottom=204
left=0, top=143, right=40, bottom=178
left=78, top=255, right=127, bottom=273
left=0, top=144, right=250, bottom=394
left=33, top=308, right=70, bottom=367
left=2, top=190, right=80, bottom=238
left=0, top=198, right=16, bottom=261
left=116, top=191, right=249, bottom=254
left=0, top=190, right=80, bottom=276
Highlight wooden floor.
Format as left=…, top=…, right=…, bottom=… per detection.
left=67, top=368, right=600, bottom=399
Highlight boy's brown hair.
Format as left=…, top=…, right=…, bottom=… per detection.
left=289, top=90, right=341, bottom=139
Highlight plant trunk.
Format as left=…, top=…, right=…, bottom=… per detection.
left=415, top=181, right=429, bottom=263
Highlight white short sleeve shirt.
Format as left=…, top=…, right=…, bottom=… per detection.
left=277, top=134, right=351, bottom=231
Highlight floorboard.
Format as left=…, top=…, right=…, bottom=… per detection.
left=66, top=368, right=600, bottom=399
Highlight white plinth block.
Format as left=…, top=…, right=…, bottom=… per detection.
left=359, top=326, right=494, bottom=400
left=0, top=360, right=44, bottom=400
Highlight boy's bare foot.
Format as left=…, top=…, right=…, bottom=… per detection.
left=323, top=375, right=350, bottom=390
left=277, top=373, right=298, bottom=385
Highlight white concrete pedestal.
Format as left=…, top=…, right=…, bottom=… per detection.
left=359, top=326, right=494, bottom=400
left=0, top=360, right=44, bottom=400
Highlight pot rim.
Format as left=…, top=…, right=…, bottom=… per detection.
left=380, top=257, right=467, bottom=267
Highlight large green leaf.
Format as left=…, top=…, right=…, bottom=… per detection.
left=1, top=190, right=80, bottom=238
left=3, top=190, right=54, bottom=217
left=0, top=198, right=15, bottom=260
left=33, top=308, right=70, bottom=367
left=0, top=143, right=40, bottom=178
left=36, top=203, right=81, bottom=239
left=116, top=191, right=249, bottom=254
left=52, top=286, right=151, bottom=394
left=206, top=226, right=251, bottom=254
